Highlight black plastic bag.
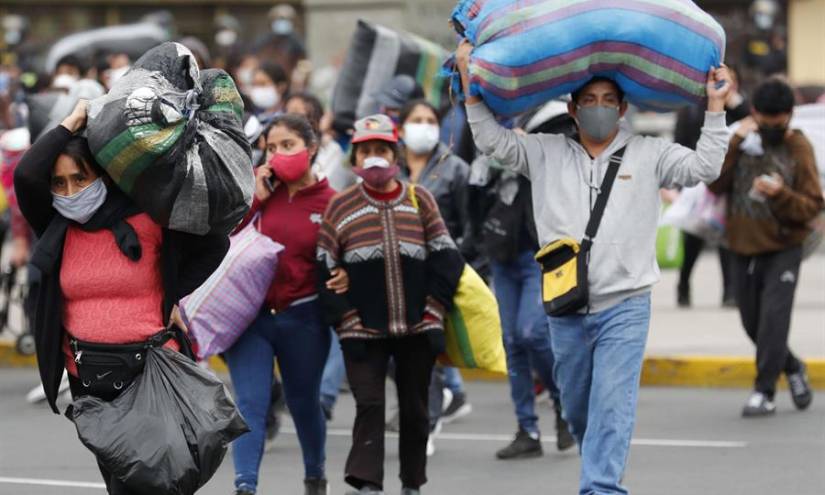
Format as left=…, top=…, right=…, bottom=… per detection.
left=87, top=42, right=254, bottom=236
left=68, top=347, right=249, bottom=494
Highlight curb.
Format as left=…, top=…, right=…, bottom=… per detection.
left=2, top=342, right=823, bottom=390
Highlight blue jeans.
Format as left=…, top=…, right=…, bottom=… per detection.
left=549, top=293, right=651, bottom=495
left=225, top=301, right=331, bottom=491
left=491, top=250, right=560, bottom=436
left=442, top=366, right=465, bottom=395
left=321, top=329, right=346, bottom=410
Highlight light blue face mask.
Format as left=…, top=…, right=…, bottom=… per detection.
left=52, top=177, right=108, bottom=224
left=272, top=19, right=294, bottom=35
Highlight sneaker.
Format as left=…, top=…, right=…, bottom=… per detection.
left=304, top=478, right=329, bottom=495
left=441, top=388, right=454, bottom=415
left=426, top=436, right=436, bottom=457
left=441, top=392, right=473, bottom=424
left=787, top=364, right=813, bottom=410
left=345, top=484, right=383, bottom=494
left=554, top=406, right=575, bottom=451
left=401, top=488, right=421, bottom=495
left=495, top=428, right=543, bottom=459
left=234, top=487, right=255, bottom=495
left=321, top=401, right=334, bottom=422
left=742, top=391, right=776, bottom=417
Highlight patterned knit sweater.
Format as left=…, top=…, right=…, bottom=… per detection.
left=317, top=181, right=464, bottom=340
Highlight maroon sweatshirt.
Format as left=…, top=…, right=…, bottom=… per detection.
left=238, top=178, right=336, bottom=311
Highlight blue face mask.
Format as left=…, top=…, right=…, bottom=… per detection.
left=52, top=177, right=108, bottom=224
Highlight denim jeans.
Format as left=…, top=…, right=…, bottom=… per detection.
left=225, top=301, right=330, bottom=491
left=321, top=329, right=346, bottom=410
left=441, top=366, right=465, bottom=395
left=548, top=293, right=651, bottom=495
left=491, top=250, right=560, bottom=436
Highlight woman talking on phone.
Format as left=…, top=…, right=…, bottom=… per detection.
left=225, top=113, right=346, bottom=495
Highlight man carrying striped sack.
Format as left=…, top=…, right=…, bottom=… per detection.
left=456, top=40, right=732, bottom=495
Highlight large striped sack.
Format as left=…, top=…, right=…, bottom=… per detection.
left=87, top=42, right=254, bottom=235
left=331, top=20, right=450, bottom=134
left=180, top=218, right=284, bottom=360
left=450, top=0, right=726, bottom=115
left=440, top=264, right=507, bottom=374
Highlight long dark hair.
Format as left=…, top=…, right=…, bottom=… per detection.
left=59, top=137, right=106, bottom=178
left=284, top=92, right=325, bottom=137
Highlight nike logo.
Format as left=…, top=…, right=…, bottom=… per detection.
left=96, top=371, right=112, bottom=380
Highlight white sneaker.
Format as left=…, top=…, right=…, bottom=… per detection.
left=742, top=391, right=776, bottom=417
left=441, top=388, right=453, bottom=414
left=426, top=436, right=436, bottom=457
left=25, top=371, right=69, bottom=404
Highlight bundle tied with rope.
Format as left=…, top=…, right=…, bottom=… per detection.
left=87, top=42, right=254, bottom=236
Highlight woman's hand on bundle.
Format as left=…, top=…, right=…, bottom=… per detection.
left=61, top=100, right=89, bottom=134
left=455, top=39, right=482, bottom=105
left=170, top=305, right=188, bottom=333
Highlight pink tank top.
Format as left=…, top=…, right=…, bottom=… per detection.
left=60, top=213, right=176, bottom=376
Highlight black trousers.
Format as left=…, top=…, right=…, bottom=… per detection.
left=343, top=334, right=436, bottom=490
left=68, top=375, right=135, bottom=495
left=679, top=232, right=736, bottom=300
left=731, top=247, right=804, bottom=398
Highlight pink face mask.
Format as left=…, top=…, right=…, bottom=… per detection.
left=269, top=148, right=310, bottom=183
left=354, top=156, right=399, bottom=189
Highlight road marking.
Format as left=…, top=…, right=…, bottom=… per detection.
left=285, top=427, right=747, bottom=449
left=0, top=477, right=106, bottom=489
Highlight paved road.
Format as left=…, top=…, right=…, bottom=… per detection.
left=1, top=369, right=823, bottom=495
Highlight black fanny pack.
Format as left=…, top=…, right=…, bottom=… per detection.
left=70, top=330, right=175, bottom=396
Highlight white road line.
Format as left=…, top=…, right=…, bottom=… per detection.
left=284, top=427, right=747, bottom=449
left=0, top=477, right=106, bottom=489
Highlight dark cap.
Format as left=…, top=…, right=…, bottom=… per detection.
left=374, top=74, right=425, bottom=110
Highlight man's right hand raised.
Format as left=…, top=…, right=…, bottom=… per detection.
left=455, top=39, right=482, bottom=105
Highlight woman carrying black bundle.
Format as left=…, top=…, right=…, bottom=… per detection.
left=14, top=100, right=229, bottom=495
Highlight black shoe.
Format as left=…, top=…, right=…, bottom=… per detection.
left=321, top=402, right=333, bottom=422
left=677, top=285, right=691, bottom=308
left=401, top=488, right=421, bottom=495
left=234, top=488, right=255, bottom=495
left=441, top=392, right=473, bottom=424
left=787, top=364, right=813, bottom=410
left=496, top=428, right=543, bottom=459
left=721, top=292, right=737, bottom=308
left=304, top=478, right=328, bottom=495
left=742, top=391, right=776, bottom=417
left=554, top=406, right=575, bottom=451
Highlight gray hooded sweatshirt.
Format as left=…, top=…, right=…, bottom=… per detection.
left=466, top=102, right=731, bottom=312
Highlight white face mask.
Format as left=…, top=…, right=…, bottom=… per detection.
left=403, top=123, right=440, bottom=155
left=52, top=178, right=108, bottom=224
left=272, top=19, right=294, bottom=35
left=249, top=85, right=279, bottom=110
left=52, top=74, right=78, bottom=91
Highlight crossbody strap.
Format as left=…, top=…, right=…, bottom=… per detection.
left=582, top=145, right=627, bottom=251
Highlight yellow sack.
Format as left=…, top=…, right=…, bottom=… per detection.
left=0, top=185, right=8, bottom=214
left=440, top=264, right=507, bottom=374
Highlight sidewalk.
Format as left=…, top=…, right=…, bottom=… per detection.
left=2, top=251, right=823, bottom=388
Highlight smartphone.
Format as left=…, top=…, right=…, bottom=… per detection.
left=265, top=174, right=277, bottom=192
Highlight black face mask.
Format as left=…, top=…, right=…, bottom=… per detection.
left=759, top=126, right=787, bottom=147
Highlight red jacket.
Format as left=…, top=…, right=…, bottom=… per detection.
left=238, top=178, right=336, bottom=311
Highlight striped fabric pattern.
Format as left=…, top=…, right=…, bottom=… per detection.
left=332, top=20, right=450, bottom=132
left=450, top=0, right=726, bottom=114
left=180, top=219, right=284, bottom=360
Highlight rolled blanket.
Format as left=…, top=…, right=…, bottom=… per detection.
left=449, top=0, right=726, bottom=115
